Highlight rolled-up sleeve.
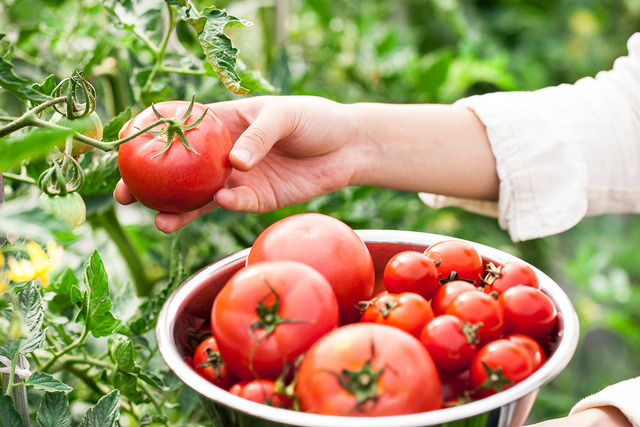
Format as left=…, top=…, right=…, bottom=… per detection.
left=421, top=32, right=640, bottom=242
left=569, top=376, right=640, bottom=426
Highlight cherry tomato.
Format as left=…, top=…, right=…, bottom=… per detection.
left=431, top=280, right=477, bottom=316
left=192, top=336, right=236, bottom=390
left=420, top=314, right=479, bottom=375
left=483, top=261, right=539, bottom=295
left=470, top=338, right=535, bottom=399
left=118, top=100, right=232, bottom=213
left=360, top=292, right=434, bottom=337
left=296, top=323, right=442, bottom=416
left=498, top=286, right=557, bottom=340
left=446, top=290, right=504, bottom=345
left=423, top=240, right=484, bottom=285
left=211, top=260, right=339, bottom=380
left=383, top=250, right=440, bottom=300
left=229, top=379, right=293, bottom=409
left=440, top=370, right=471, bottom=408
left=506, top=334, right=546, bottom=370
left=247, top=213, right=375, bottom=324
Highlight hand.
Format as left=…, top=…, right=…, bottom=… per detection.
left=526, top=406, right=631, bottom=427
left=114, top=95, right=362, bottom=233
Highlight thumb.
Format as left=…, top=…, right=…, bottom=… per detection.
left=229, top=107, right=289, bottom=171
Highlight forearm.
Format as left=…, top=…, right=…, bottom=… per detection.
left=345, top=102, right=499, bottom=201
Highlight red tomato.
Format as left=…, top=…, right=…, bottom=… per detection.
left=431, top=280, right=477, bottom=316
left=446, top=290, right=504, bottom=345
left=360, top=292, right=434, bottom=337
left=506, top=334, right=546, bottom=370
left=118, top=100, right=232, bottom=213
left=247, top=213, right=375, bottom=324
left=423, top=240, right=484, bottom=285
left=498, top=286, right=557, bottom=340
left=229, top=379, right=293, bottom=409
left=296, top=323, right=442, bottom=416
left=440, top=370, right=471, bottom=408
left=470, top=338, right=535, bottom=398
left=383, top=250, right=440, bottom=300
left=211, top=260, right=339, bottom=380
left=420, top=314, right=479, bottom=375
left=192, top=336, right=237, bottom=390
left=483, top=261, right=539, bottom=295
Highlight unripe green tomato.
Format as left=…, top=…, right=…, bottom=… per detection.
left=39, top=192, right=87, bottom=228
left=51, top=111, right=103, bottom=155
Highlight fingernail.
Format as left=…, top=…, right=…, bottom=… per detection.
left=231, top=148, right=252, bottom=166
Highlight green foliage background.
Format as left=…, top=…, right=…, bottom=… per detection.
left=1, top=0, right=639, bottom=425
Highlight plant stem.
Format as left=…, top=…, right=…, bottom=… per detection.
left=39, top=327, right=89, bottom=373
left=142, top=3, right=176, bottom=95
left=1, top=172, right=36, bottom=185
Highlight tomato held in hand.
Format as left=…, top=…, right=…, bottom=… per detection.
left=498, top=286, right=557, bottom=340
left=482, top=261, right=539, bottom=295
left=446, top=290, right=504, bottom=345
left=192, top=336, right=236, bottom=390
left=420, top=314, right=479, bottom=375
left=211, top=260, right=339, bottom=380
left=248, top=213, right=375, bottom=324
left=383, top=250, right=440, bottom=300
left=296, top=323, right=442, bottom=416
left=118, top=100, right=232, bottom=213
left=229, top=379, right=293, bottom=409
left=424, top=240, right=484, bottom=285
left=360, top=292, right=434, bottom=337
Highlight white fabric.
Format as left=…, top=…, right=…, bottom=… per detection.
left=421, top=32, right=640, bottom=243
left=421, top=33, right=640, bottom=424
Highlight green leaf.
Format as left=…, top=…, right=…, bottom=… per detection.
left=78, top=390, right=120, bottom=427
left=73, top=251, right=120, bottom=338
left=113, top=371, right=143, bottom=403
left=182, top=6, right=252, bottom=95
left=110, top=337, right=136, bottom=373
left=32, top=74, right=57, bottom=99
left=36, top=392, right=72, bottom=427
left=0, top=395, right=24, bottom=427
left=0, top=55, right=53, bottom=103
left=0, top=127, right=72, bottom=171
left=79, top=151, right=121, bottom=197
left=0, top=198, right=75, bottom=242
left=47, top=268, right=79, bottom=314
left=26, top=372, right=73, bottom=393
left=137, top=369, right=167, bottom=391
left=17, top=283, right=46, bottom=354
left=101, top=107, right=131, bottom=142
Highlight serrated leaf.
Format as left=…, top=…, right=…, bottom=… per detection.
left=37, top=392, right=71, bottom=427
left=183, top=6, right=252, bottom=95
left=110, top=337, right=136, bottom=372
left=137, top=369, right=167, bottom=390
left=26, top=372, right=73, bottom=393
left=78, top=390, right=120, bottom=427
left=0, top=55, right=52, bottom=103
left=0, top=127, right=72, bottom=171
left=101, top=107, right=132, bottom=142
left=113, top=371, right=143, bottom=403
left=17, top=284, right=46, bottom=354
left=32, top=74, right=57, bottom=99
left=0, top=395, right=24, bottom=427
left=79, top=151, right=121, bottom=197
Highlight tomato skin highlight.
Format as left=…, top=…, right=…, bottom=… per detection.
left=247, top=213, right=375, bottom=324
left=423, top=240, right=484, bottom=285
left=296, top=323, right=442, bottom=416
left=506, top=334, right=546, bottom=370
left=431, top=280, right=477, bottom=316
left=360, top=292, right=434, bottom=337
left=383, top=250, right=440, bottom=300
left=446, top=290, right=504, bottom=345
left=498, top=286, right=557, bottom=340
left=211, top=260, right=339, bottom=380
left=118, top=100, right=232, bottom=213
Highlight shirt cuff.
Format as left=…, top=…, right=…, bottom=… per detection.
left=569, top=377, right=640, bottom=426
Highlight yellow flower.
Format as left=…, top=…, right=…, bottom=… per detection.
left=0, top=276, right=7, bottom=296
left=6, top=241, right=63, bottom=287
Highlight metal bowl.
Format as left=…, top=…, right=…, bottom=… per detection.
left=156, top=230, right=579, bottom=427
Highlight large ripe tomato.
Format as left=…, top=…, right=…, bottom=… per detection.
left=360, top=292, right=434, bottom=338
left=118, top=100, right=232, bottom=213
left=383, top=250, right=440, bottom=300
left=469, top=338, right=535, bottom=399
left=296, top=323, right=442, bottom=416
left=431, top=280, right=477, bottom=316
left=211, top=260, right=339, bottom=380
left=423, top=240, right=484, bottom=285
left=247, top=213, right=375, bottom=324
left=192, top=336, right=237, bottom=390
left=229, top=379, right=293, bottom=409
left=483, top=261, right=539, bottom=295
left=498, top=286, right=557, bottom=340
left=420, top=314, right=479, bottom=375
left=446, top=290, right=504, bottom=345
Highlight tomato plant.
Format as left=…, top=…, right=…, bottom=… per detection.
left=383, top=250, right=440, bottom=300
left=118, top=99, right=233, bottom=213
left=498, top=286, right=558, bottom=340
left=229, top=379, right=293, bottom=409
left=420, top=314, right=479, bottom=375
left=211, top=260, right=339, bottom=380
left=247, top=213, right=375, bottom=324
left=423, top=240, right=484, bottom=285
left=295, top=323, right=442, bottom=416
left=360, top=291, right=433, bottom=337
left=483, top=261, right=539, bottom=295
left=446, top=290, right=504, bottom=345
left=193, top=336, right=237, bottom=390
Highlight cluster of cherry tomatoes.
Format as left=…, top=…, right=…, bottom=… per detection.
left=187, top=213, right=559, bottom=417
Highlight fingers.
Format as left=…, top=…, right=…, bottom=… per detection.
left=214, top=186, right=266, bottom=213
left=113, top=180, right=137, bottom=205
left=154, top=200, right=220, bottom=234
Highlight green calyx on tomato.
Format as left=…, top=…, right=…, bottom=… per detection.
left=474, top=361, right=514, bottom=394
left=249, top=281, right=309, bottom=341
left=196, top=347, right=225, bottom=377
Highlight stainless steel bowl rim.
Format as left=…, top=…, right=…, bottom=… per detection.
left=156, top=229, right=580, bottom=427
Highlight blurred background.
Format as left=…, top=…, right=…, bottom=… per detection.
left=2, top=0, right=640, bottom=424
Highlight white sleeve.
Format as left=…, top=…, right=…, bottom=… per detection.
left=569, top=377, right=640, bottom=426
left=420, top=32, right=640, bottom=242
